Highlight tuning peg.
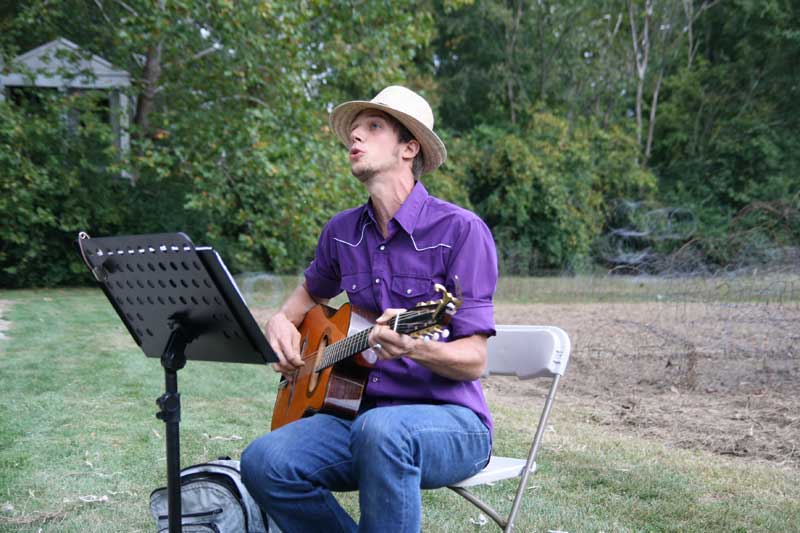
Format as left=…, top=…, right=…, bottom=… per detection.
left=441, top=329, right=450, bottom=339
left=423, top=335, right=431, bottom=342
left=431, top=332, right=440, bottom=341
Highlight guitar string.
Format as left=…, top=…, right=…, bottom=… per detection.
left=316, top=309, right=437, bottom=371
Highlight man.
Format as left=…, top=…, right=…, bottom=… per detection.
left=241, top=86, right=498, bottom=532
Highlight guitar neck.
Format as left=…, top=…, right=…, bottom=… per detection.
left=317, top=325, right=375, bottom=371
left=314, top=296, right=454, bottom=372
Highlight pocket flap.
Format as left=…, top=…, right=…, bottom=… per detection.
left=391, top=275, right=431, bottom=299
left=341, top=273, right=373, bottom=293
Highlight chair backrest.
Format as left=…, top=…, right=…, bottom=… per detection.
left=484, top=325, right=571, bottom=380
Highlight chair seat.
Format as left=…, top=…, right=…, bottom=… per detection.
left=449, top=456, right=536, bottom=488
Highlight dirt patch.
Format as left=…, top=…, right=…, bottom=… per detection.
left=492, top=302, right=800, bottom=467
left=252, top=301, right=800, bottom=466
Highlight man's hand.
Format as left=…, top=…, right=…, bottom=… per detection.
left=266, top=311, right=305, bottom=376
left=367, top=308, right=415, bottom=360
left=367, top=308, right=488, bottom=381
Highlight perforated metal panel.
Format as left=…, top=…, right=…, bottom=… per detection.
left=79, top=232, right=274, bottom=364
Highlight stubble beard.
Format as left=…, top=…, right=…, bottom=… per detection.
left=350, top=146, right=401, bottom=183
left=351, top=162, right=375, bottom=183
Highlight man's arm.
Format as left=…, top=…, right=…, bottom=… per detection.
left=266, top=283, right=328, bottom=375
left=367, top=314, right=487, bottom=381
left=407, top=334, right=488, bottom=381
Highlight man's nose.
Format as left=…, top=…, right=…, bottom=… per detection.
left=349, top=127, right=364, bottom=145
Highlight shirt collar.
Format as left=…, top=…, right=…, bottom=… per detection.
left=363, top=181, right=429, bottom=236
left=393, top=181, right=428, bottom=235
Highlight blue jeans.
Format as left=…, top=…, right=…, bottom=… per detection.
left=241, top=403, right=491, bottom=533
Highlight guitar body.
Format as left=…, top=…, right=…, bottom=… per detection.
left=270, top=303, right=373, bottom=431
left=269, top=284, right=461, bottom=431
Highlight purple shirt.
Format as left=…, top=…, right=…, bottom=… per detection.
left=304, top=181, right=497, bottom=435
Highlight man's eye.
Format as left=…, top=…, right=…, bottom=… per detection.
left=370, top=122, right=381, bottom=129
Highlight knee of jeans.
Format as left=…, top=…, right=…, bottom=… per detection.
left=241, top=439, right=273, bottom=498
left=240, top=442, right=259, bottom=488
left=241, top=438, right=284, bottom=498
left=242, top=434, right=305, bottom=491
left=351, top=409, right=412, bottom=459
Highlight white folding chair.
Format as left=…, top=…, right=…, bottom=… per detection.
left=448, top=325, right=571, bottom=532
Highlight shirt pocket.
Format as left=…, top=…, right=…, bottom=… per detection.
left=391, top=274, right=433, bottom=304
left=341, top=273, right=374, bottom=301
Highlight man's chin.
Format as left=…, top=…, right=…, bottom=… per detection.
left=351, top=165, right=374, bottom=183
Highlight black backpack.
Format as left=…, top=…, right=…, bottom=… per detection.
left=149, top=458, right=274, bottom=532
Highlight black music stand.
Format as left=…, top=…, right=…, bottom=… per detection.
left=77, top=232, right=277, bottom=533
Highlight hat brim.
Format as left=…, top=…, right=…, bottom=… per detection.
left=329, top=100, right=447, bottom=175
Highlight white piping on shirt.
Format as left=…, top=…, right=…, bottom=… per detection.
left=409, top=233, right=452, bottom=251
left=331, top=220, right=452, bottom=252
left=333, top=221, right=371, bottom=248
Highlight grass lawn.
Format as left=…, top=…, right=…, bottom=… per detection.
left=1, top=287, right=798, bottom=531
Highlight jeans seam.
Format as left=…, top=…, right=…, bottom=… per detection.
left=308, top=459, right=352, bottom=480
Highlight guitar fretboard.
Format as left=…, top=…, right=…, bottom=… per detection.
left=313, top=304, right=452, bottom=372
left=316, top=325, right=375, bottom=371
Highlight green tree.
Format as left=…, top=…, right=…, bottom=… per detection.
left=448, top=113, right=655, bottom=273
left=0, top=91, right=131, bottom=287
left=650, top=0, right=800, bottom=265
left=1, top=0, right=437, bottom=285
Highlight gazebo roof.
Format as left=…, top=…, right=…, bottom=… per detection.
left=0, top=38, right=130, bottom=89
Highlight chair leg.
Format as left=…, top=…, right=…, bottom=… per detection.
left=448, top=375, right=563, bottom=531
left=505, top=375, right=561, bottom=531
left=448, top=486, right=507, bottom=530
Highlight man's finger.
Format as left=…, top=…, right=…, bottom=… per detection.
left=280, top=346, right=305, bottom=368
left=376, top=308, right=407, bottom=325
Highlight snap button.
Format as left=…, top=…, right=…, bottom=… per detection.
left=379, top=245, right=385, bottom=251
left=351, top=284, right=357, bottom=290
left=372, top=377, right=379, bottom=383
left=406, top=288, right=412, bottom=294
left=374, top=278, right=380, bottom=284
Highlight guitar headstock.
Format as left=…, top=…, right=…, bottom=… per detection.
left=390, top=283, right=462, bottom=340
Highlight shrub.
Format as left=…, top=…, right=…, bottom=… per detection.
left=0, top=93, right=132, bottom=287
left=444, top=114, right=656, bottom=274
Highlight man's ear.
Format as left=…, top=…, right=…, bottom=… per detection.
left=402, top=139, right=420, bottom=161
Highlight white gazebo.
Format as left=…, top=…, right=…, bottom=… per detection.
left=0, top=38, right=131, bottom=164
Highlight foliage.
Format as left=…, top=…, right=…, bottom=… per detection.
left=0, top=93, right=132, bottom=287
left=1, top=0, right=798, bottom=286
left=445, top=114, right=655, bottom=273
left=646, top=0, right=800, bottom=268
left=433, top=0, right=594, bottom=130
left=111, top=0, right=434, bottom=272
left=1, top=0, right=436, bottom=284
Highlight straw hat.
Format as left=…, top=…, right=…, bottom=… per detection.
left=329, top=86, right=447, bottom=175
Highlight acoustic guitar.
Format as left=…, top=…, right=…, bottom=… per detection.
left=270, top=284, right=461, bottom=430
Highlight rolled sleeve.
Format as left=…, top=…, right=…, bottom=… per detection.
left=446, top=217, right=498, bottom=339
left=303, top=222, right=342, bottom=300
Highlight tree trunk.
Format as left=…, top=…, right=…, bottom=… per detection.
left=133, top=0, right=165, bottom=143
left=629, top=0, right=652, bottom=163
left=133, top=42, right=162, bottom=137
left=505, top=0, right=524, bottom=126
left=644, top=68, right=663, bottom=165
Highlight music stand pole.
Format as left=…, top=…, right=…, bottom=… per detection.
left=157, top=327, right=191, bottom=532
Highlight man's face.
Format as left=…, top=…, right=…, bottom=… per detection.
left=347, top=110, right=405, bottom=182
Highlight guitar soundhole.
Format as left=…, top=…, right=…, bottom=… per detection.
left=307, top=336, right=328, bottom=394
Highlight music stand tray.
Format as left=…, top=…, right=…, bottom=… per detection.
left=77, top=231, right=277, bottom=532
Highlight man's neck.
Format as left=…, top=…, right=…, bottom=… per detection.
left=365, top=171, right=415, bottom=238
